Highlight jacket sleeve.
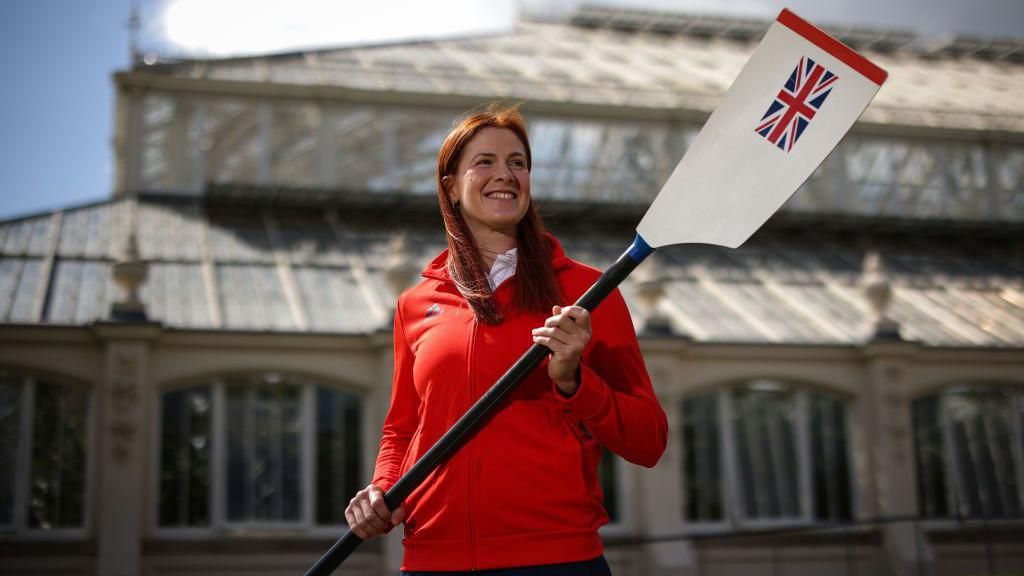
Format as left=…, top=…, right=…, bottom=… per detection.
left=552, top=287, right=668, bottom=468
left=372, top=299, right=421, bottom=492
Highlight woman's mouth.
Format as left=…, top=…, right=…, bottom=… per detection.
left=485, top=191, right=517, bottom=200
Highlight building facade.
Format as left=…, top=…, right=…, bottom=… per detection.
left=2, top=7, right=1023, bottom=576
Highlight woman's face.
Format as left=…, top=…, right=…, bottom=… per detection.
left=448, top=127, right=531, bottom=238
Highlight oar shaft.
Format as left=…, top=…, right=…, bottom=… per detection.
left=305, top=234, right=655, bottom=575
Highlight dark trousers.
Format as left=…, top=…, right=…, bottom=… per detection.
left=401, top=555, right=612, bottom=576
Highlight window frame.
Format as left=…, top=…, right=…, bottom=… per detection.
left=681, top=382, right=856, bottom=534
left=915, top=384, right=1024, bottom=524
left=151, top=374, right=365, bottom=538
left=1, top=374, right=95, bottom=540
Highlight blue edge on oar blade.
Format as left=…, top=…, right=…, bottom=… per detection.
left=627, top=233, right=655, bottom=264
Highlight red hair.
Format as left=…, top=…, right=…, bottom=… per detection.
left=436, top=104, right=562, bottom=324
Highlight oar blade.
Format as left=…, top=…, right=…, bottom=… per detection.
left=637, top=8, right=887, bottom=249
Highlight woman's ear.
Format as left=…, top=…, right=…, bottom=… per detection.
left=442, top=175, right=458, bottom=205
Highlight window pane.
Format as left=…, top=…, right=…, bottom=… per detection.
left=912, top=395, right=948, bottom=518
left=226, top=375, right=302, bottom=523
left=682, top=393, right=722, bottom=522
left=809, top=393, right=852, bottom=521
left=732, top=383, right=800, bottom=519
left=29, top=380, right=89, bottom=529
left=316, top=386, right=362, bottom=525
left=159, top=386, right=211, bottom=527
left=945, top=388, right=1022, bottom=518
left=0, top=375, right=20, bottom=526
left=598, top=448, right=619, bottom=523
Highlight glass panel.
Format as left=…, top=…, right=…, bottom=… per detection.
left=809, top=393, right=852, bottom=521
left=316, top=387, right=362, bottom=524
left=204, top=98, right=264, bottom=186
left=913, top=395, right=948, bottom=518
left=0, top=374, right=20, bottom=526
left=159, top=386, right=211, bottom=527
left=682, top=393, right=722, bottom=522
left=731, top=382, right=800, bottom=519
left=226, top=374, right=302, bottom=523
left=529, top=116, right=683, bottom=203
left=28, top=380, right=89, bottom=529
left=270, top=102, right=317, bottom=187
left=598, top=448, right=619, bottom=523
left=140, top=94, right=200, bottom=191
left=945, top=387, right=1022, bottom=518
left=216, top=265, right=295, bottom=331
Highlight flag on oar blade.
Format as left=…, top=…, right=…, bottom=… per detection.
left=637, top=8, right=887, bottom=250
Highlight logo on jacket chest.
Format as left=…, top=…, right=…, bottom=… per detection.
left=425, top=303, right=442, bottom=318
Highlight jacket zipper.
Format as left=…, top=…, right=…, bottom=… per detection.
left=466, top=319, right=479, bottom=570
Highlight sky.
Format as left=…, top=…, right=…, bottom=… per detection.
left=1, top=0, right=1022, bottom=220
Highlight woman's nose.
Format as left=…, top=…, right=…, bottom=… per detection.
left=494, top=162, right=513, bottom=181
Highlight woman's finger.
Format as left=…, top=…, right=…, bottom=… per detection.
left=391, top=505, right=406, bottom=526
left=368, top=486, right=391, bottom=523
left=359, top=495, right=389, bottom=532
left=348, top=502, right=369, bottom=539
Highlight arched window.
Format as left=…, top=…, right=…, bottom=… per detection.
left=913, top=384, right=1024, bottom=519
left=157, top=372, right=362, bottom=529
left=681, top=380, right=852, bottom=527
left=0, top=369, right=90, bottom=533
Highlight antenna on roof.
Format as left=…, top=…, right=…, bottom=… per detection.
left=127, top=0, right=141, bottom=66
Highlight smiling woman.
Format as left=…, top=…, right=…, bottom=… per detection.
left=341, top=104, right=668, bottom=574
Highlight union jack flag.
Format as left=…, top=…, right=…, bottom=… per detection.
left=755, top=56, right=838, bottom=152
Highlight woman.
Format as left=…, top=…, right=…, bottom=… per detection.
left=345, top=105, right=668, bottom=575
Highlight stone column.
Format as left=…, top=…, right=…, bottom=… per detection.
left=636, top=349, right=697, bottom=576
left=862, top=340, right=931, bottom=576
left=93, top=324, right=160, bottom=576
left=858, top=250, right=931, bottom=576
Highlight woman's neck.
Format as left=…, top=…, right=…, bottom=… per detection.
left=470, top=227, right=517, bottom=269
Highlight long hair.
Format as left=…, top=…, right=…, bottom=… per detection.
left=436, top=104, right=562, bottom=324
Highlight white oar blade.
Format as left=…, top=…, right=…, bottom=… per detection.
left=637, top=8, right=888, bottom=249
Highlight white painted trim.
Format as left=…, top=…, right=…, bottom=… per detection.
left=192, top=100, right=207, bottom=193
left=301, top=384, right=315, bottom=528
left=796, top=391, right=813, bottom=521
left=257, top=102, right=272, bottom=185
left=211, top=381, right=227, bottom=532
left=720, top=390, right=741, bottom=526
left=196, top=204, right=223, bottom=328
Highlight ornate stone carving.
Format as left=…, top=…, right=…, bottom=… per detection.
left=860, top=250, right=901, bottom=341
left=109, top=351, right=140, bottom=465
left=111, top=228, right=149, bottom=322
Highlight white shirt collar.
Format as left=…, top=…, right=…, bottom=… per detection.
left=487, top=247, right=518, bottom=291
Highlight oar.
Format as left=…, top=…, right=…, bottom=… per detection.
left=305, top=8, right=887, bottom=574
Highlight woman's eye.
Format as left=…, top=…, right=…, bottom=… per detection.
left=510, top=159, right=525, bottom=169
left=476, top=158, right=492, bottom=166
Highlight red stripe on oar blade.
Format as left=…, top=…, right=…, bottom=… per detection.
left=777, top=8, right=888, bottom=86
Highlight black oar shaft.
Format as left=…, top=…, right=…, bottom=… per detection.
left=305, top=235, right=654, bottom=575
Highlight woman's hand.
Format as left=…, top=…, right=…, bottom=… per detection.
left=344, top=483, right=405, bottom=539
left=532, top=305, right=592, bottom=396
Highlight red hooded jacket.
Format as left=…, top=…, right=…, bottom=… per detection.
left=372, top=236, right=668, bottom=571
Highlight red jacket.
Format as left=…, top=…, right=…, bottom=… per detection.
left=373, top=236, right=668, bottom=571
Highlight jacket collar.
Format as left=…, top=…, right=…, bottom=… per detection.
left=421, top=233, right=572, bottom=284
